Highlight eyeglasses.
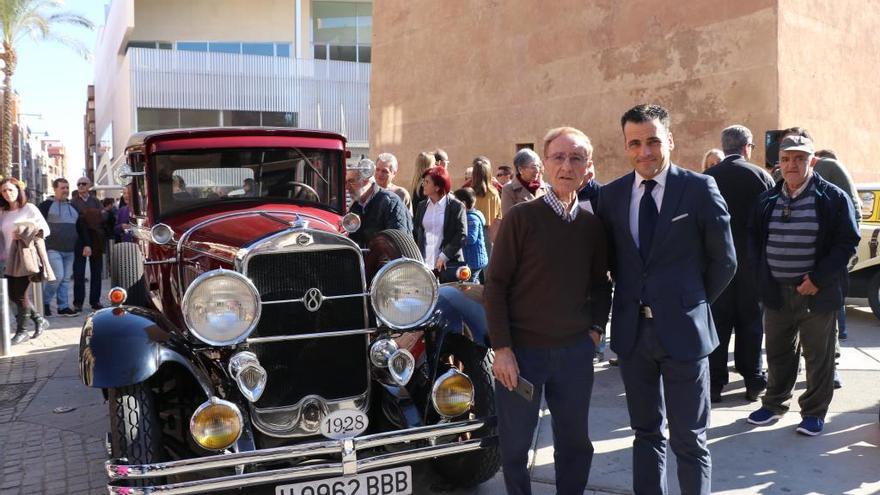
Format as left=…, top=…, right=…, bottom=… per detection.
left=546, top=153, right=588, bottom=166
left=77, top=182, right=89, bottom=186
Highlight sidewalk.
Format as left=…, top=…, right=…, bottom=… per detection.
left=0, top=300, right=878, bottom=494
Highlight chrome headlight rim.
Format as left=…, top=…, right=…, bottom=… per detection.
left=189, top=396, right=244, bottom=451
left=369, top=258, right=439, bottom=330
left=182, top=269, right=261, bottom=346
left=150, top=223, right=175, bottom=245
left=430, top=368, right=475, bottom=418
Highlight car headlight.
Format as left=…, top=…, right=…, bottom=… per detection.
left=370, top=259, right=439, bottom=329
left=431, top=369, right=475, bottom=418
left=190, top=397, right=243, bottom=451
left=182, top=269, right=261, bottom=345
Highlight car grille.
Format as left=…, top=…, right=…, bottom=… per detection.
left=245, top=247, right=369, bottom=409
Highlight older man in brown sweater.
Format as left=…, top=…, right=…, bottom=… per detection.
left=485, top=127, right=612, bottom=495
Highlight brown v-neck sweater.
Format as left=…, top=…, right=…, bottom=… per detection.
left=484, top=199, right=612, bottom=349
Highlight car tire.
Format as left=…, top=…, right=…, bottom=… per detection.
left=431, top=337, right=501, bottom=487
left=108, top=383, right=163, bottom=469
left=868, top=270, right=880, bottom=320
left=365, top=229, right=424, bottom=279
left=110, top=242, right=149, bottom=307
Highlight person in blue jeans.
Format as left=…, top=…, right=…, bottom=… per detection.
left=453, top=188, right=488, bottom=282
left=38, top=178, right=90, bottom=317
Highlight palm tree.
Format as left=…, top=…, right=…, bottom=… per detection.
left=0, top=0, right=93, bottom=177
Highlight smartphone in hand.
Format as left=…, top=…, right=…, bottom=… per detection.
left=513, top=376, right=535, bottom=402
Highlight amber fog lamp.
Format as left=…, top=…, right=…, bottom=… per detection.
left=190, top=397, right=243, bottom=451
left=431, top=369, right=475, bottom=418
left=341, top=212, right=361, bottom=233
left=456, top=266, right=472, bottom=282
left=108, top=287, right=127, bottom=306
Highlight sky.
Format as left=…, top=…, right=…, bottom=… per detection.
left=13, top=0, right=108, bottom=181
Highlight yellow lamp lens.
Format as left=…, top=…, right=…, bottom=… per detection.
left=431, top=369, right=475, bottom=417
left=190, top=399, right=242, bottom=451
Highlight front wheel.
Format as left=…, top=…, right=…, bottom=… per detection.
left=868, top=271, right=880, bottom=320
left=431, top=337, right=501, bottom=487
left=108, top=383, right=163, bottom=466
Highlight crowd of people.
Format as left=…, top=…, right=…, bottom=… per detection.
left=3, top=176, right=131, bottom=345
left=345, top=103, right=860, bottom=495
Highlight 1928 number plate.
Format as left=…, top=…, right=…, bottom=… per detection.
left=275, top=466, right=412, bottom=495
left=320, top=409, right=369, bottom=440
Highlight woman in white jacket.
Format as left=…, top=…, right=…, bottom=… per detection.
left=0, top=178, right=51, bottom=344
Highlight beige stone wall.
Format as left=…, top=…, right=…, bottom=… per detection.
left=371, top=1, right=784, bottom=188
left=777, top=0, right=879, bottom=182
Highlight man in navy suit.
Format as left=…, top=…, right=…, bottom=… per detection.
left=598, top=104, right=736, bottom=495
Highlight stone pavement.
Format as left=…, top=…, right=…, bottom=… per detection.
left=0, top=299, right=878, bottom=494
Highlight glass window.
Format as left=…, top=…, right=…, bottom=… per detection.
left=128, top=41, right=157, bottom=50
left=152, top=148, right=344, bottom=217
left=313, top=1, right=358, bottom=44
left=180, top=109, right=219, bottom=128
left=356, top=2, right=372, bottom=44
left=313, top=44, right=327, bottom=60
left=223, top=110, right=261, bottom=127
left=262, top=112, right=298, bottom=128
left=328, top=44, right=357, bottom=62
left=177, top=42, right=209, bottom=52
left=158, top=42, right=173, bottom=50
left=137, top=108, right=178, bottom=132
left=860, top=191, right=875, bottom=220
left=209, top=42, right=241, bottom=54
left=242, top=43, right=274, bottom=56
left=275, top=43, right=291, bottom=57
left=357, top=45, right=371, bottom=63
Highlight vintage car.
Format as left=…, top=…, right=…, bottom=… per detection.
left=848, top=183, right=880, bottom=319
left=78, top=127, right=500, bottom=494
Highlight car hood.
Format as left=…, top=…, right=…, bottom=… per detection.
left=175, top=206, right=343, bottom=263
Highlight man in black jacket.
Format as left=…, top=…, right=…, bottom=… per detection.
left=346, top=158, right=412, bottom=248
left=704, top=125, right=775, bottom=403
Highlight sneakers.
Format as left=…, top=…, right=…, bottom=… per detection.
left=833, top=369, right=843, bottom=389
left=747, top=407, right=783, bottom=425
left=796, top=416, right=824, bottom=436
left=57, top=307, right=80, bottom=317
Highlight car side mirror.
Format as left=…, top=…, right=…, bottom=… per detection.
left=114, top=162, right=145, bottom=186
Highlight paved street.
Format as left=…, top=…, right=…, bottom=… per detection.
left=1, top=294, right=878, bottom=494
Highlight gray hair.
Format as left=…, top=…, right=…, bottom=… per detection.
left=721, top=125, right=753, bottom=155
left=376, top=152, right=398, bottom=173
left=347, top=158, right=376, bottom=182
left=513, top=148, right=541, bottom=172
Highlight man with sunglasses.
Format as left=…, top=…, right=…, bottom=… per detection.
left=71, top=177, right=104, bottom=312
left=746, top=135, right=859, bottom=436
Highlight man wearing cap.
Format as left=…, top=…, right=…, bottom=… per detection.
left=345, top=158, right=412, bottom=248
left=746, top=135, right=859, bottom=436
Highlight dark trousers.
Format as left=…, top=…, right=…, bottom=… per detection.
left=73, top=240, right=103, bottom=308
left=495, top=337, right=595, bottom=495
left=709, top=292, right=766, bottom=392
left=6, top=275, right=33, bottom=313
left=762, top=287, right=837, bottom=419
left=619, top=319, right=711, bottom=495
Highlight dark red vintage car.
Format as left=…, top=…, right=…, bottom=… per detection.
left=78, top=127, right=499, bottom=494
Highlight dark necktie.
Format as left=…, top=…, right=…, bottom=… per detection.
left=639, top=179, right=659, bottom=262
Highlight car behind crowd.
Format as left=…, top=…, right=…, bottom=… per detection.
left=79, top=127, right=500, bottom=494
left=848, top=183, right=880, bottom=319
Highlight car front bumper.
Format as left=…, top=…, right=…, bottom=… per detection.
left=106, top=418, right=493, bottom=494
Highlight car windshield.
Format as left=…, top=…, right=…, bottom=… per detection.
left=152, top=147, right=343, bottom=217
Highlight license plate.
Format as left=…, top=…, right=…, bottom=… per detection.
left=320, top=409, right=369, bottom=440
left=276, top=466, right=412, bottom=495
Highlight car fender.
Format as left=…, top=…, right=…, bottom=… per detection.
left=426, top=283, right=489, bottom=373
left=79, top=306, right=212, bottom=396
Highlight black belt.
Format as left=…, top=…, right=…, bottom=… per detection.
left=639, top=304, right=654, bottom=319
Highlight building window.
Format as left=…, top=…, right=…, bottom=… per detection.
left=209, top=42, right=241, bottom=54
left=177, top=41, right=209, bottom=52
left=180, top=109, right=219, bottom=128
left=137, top=108, right=179, bottom=132
left=516, top=143, right=534, bottom=151
left=223, top=110, right=261, bottom=127
left=275, top=43, right=291, bottom=57
left=242, top=43, right=274, bottom=56
left=312, top=1, right=372, bottom=63
left=262, top=112, right=298, bottom=127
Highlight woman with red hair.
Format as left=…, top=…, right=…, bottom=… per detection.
left=412, top=166, right=467, bottom=281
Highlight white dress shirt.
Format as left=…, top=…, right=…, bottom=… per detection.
left=629, top=165, right=670, bottom=248
left=422, top=195, right=448, bottom=267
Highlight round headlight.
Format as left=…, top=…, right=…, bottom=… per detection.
left=370, top=259, right=439, bottom=329
left=150, top=223, right=175, bottom=244
left=190, top=397, right=243, bottom=451
left=182, top=269, right=261, bottom=345
left=431, top=369, right=475, bottom=418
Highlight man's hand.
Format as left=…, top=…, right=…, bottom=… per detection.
left=434, top=257, right=446, bottom=272
left=797, top=274, right=819, bottom=296
left=493, top=347, right=519, bottom=391
left=589, top=329, right=602, bottom=347
left=82, top=246, right=92, bottom=257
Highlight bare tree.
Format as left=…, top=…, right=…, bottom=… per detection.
left=0, top=0, right=93, bottom=177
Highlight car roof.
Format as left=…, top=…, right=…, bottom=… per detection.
left=125, top=127, right=347, bottom=151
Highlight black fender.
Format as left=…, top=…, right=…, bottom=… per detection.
left=426, top=283, right=490, bottom=378
left=79, top=306, right=213, bottom=397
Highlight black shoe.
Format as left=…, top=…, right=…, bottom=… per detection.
left=711, top=388, right=723, bottom=403
left=745, top=386, right=765, bottom=402
left=91, top=303, right=105, bottom=311
left=609, top=358, right=619, bottom=367
left=833, top=370, right=843, bottom=389
left=30, top=310, right=49, bottom=339
left=11, top=330, right=30, bottom=345
left=43, top=305, right=52, bottom=317
left=838, top=330, right=848, bottom=341
left=57, top=307, right=80, bottom=317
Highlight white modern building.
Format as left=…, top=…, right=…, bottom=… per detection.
left=92, top=0, right=371, bottom=185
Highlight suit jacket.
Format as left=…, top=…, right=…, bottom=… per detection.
left=413, top=195, right=467, bottom=263
left=500, top=179, right=547, bottom=216
left=598, top=165, right=736, bottom=361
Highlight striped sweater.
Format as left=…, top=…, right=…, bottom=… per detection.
left=766, top=180, right=818, bottom=284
